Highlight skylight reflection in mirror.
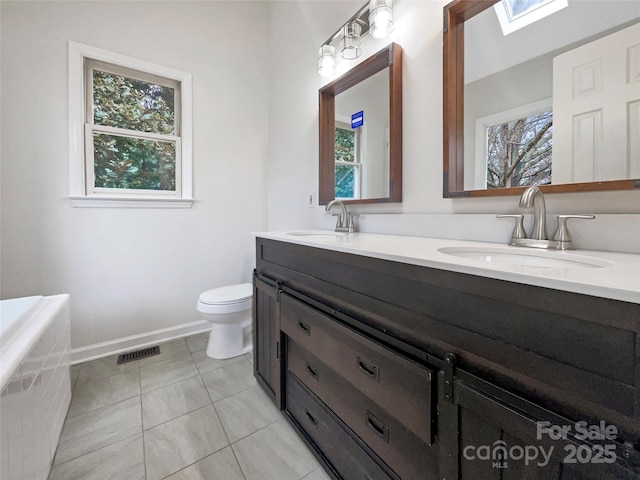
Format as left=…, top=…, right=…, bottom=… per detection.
left=495, top=0, right=568, bottom=35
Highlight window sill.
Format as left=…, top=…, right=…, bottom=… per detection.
left=69, top=196, right=194, bottom=208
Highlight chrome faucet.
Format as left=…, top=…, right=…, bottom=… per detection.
left=519, top=186, right=547, bottom=240
left=325, top=199, right=358, bottom=233
left=497, top=186, right=595, bottom=250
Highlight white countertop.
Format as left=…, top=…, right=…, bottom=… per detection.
left=255, top=231, right=640, bottom=304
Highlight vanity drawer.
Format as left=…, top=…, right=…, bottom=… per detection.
left=286, top=372, right=397, bottom=480
left=287, top=340, right=437, bottom=480
left=280, top=293, right=434, bottom=445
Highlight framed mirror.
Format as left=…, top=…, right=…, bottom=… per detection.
left=443, top=0, right=640, bottom=198
left=319, top=43, right=402, bottom=205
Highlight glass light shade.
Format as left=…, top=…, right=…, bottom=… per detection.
left=340, top=22, right=362, bottom=60
left=369, top=0, right=394, bottom=39
left=318, top=45, right=336, bottom=77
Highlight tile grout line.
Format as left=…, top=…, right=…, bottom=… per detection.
left=81, top=361, right=139, bottom=390
left=222, top=347, right=254, bottom=480
left=139, top=357, right=148, bottom=480
left=141, top=379, right=212, bottom=432
left=140, top=370, right=201, bottom=396
left=229, top=442, right=250, bottom=480
left=74, top=362, right=139, bottom=386
left=66, top=391, right=142, bottom=421
left=47, top=431, right=143, bottom=473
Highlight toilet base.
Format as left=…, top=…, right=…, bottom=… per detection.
left=206, top=319, right=252, bottom=360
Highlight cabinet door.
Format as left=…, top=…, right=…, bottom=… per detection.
left=253, top=276, right=282, bottom=409
left=438, top=374, right=639, bottom=480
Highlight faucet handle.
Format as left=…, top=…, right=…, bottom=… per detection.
left=347, top=213, right=360, bottom=231
left=331, top=213, right=344, bottom=228
left=552, top=215, right=595, bottom=247
left=497, top=214, right=527, bottom=245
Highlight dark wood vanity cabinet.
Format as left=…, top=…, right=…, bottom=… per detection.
left=252, top=276, right=282, bottom=409
left=254, top=238, right=640, bottom=479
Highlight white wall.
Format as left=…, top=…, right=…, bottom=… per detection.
left=1, top=1, right=269, bottom=352
left=266, top=0, right=640, bottom=252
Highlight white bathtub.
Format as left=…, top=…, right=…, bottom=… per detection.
left=0, top=294, right=71, bottom=480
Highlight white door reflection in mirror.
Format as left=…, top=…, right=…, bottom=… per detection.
left=552, top=22, right=640, bottom=183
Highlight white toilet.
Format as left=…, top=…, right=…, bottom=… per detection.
left=197, top=283, right=253, bottom=359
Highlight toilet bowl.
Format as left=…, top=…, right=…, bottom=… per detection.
left=197, top=283, right=253, bottom=359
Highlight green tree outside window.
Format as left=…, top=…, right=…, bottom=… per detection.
left=92, top=70, right=177, bottom=190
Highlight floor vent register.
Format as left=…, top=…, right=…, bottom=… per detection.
left=116, top=345, right=160, bottom=365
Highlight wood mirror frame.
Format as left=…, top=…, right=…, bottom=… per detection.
left=319, top=43, right=402, bottom=205
left=442, top=0, right=640, bottom=198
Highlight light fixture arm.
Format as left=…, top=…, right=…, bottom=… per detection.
left=317, top=0, right=394, bottom=76
left=321, top=3, right=371, bottom=50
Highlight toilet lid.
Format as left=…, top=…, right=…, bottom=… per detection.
left=199, top=283, right=253, bottom=305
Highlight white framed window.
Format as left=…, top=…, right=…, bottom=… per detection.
left=334, top=117, right=363, bottom=200
left=68, top=42, right=193, bottom=208
left=334, top=123, right=361, bottom=200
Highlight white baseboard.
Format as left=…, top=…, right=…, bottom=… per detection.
left=71, top=320, right=211, bottom=365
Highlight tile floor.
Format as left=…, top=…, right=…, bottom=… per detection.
left=49, top=333, right=331, bottom=480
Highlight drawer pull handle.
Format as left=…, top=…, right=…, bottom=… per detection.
left=306, top=362, right=319, bottom=380
left=357, top=357, right=379, bottom=382
left=366, top=411, right=389, bottom=443
left=298, top=320, right=311, bottom=335
left=305, top=410, right=318, bottom=427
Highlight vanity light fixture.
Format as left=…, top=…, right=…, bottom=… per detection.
left=317, top=0, right=394, bottom=76
left=369, top=0, right=394, bottom=39
left=318, top=45, right=337, bottom=77
left=340, top=22, right=362, bottom=60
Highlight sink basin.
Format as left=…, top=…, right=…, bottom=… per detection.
left=437, top=246, right=614, bottom=269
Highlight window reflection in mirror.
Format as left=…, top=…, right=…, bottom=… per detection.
left=334, top=68, right=389, bottom=200
left=485, top=110, right=553, bottom=189
left=335, top=122, right=361, bottom=199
